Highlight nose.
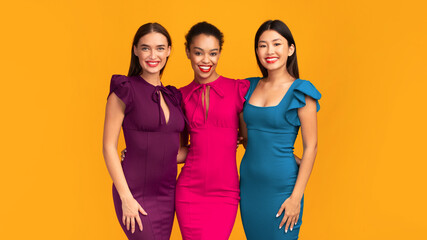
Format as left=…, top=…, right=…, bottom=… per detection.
left=267, top=44, right=274, bottom=55
left=150, top=49, right=156, bottom=59
left=201, top=53, right=210, bottom=63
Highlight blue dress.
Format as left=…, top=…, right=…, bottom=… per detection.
left=240, top=77, right=321, bottom=240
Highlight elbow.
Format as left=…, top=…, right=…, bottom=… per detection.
left=102, top=142, right=116, bottom=159
left=303, top=142, right=318, bottom=154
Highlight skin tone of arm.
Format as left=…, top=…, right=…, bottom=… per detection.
left=177, top=129, right=189, bottom=164
left=103, top=93, right=147, bottom=234
left=238, top=112, right=248, bottom=148
left=277, top=95, right=318, bottom=232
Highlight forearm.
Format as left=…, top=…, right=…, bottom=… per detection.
left=239, top=112, right=248, bottom=149
left=103, top=146, right=133, bottom=200
left=291, top=146, right=317, bottom=200
left=177, top=146, right=188, bottom=164
left=294, top=154, right=301, bottom=166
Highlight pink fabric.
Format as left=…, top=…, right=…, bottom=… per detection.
left=176, top=76, right=250, bottom=240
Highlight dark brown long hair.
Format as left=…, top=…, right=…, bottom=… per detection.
left=255, top=20, right=299, bottom=79
left=128, top=23, right=172, bottom=77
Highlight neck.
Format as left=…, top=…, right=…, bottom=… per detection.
left=141, top=72, right=161, bottom=86
left=194, top=72, right=220, bottom=85
left=266, top=67, right=295, bottom=83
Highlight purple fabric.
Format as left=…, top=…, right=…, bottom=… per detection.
left=108, top=75, right=185, bottom=240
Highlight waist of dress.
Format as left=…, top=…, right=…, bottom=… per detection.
left=246, top=127, right=298, bottom=135
left=123, top=127, right=181, bottom=133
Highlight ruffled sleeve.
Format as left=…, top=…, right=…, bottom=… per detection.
left=236, top=79, right=250, bottom=112
left=285, top=80, right=321, bottom=126
left=108, top=75, right=134, bottom=110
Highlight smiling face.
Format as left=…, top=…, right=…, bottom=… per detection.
left=186, top=34, right=220, bottom=82
left=133, top=32, right=171, bottom=76
left=256, top=30, right=295, bottom=74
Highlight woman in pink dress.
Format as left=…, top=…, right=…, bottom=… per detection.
left=175, top=22, right=250, bottom=240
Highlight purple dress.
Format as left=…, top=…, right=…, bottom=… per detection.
left=108, top=75, right=185, bottom=240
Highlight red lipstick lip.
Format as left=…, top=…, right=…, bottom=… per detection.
left=265, top=57, right=278, bottom=63
left=198, top=65, right=212, bottom=73
left=146, top=61, right=160, bottom=67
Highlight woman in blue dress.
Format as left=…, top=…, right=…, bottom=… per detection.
left=239, top=20, right=321, bottom=239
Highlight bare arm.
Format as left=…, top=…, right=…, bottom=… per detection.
left=177, top=127, right=189, bottom=164
left=277, top=95, right=318, bottom=232
left=103, top=93, right=146, bottom=233
left=239, top=112, right=248, bottom=149
left=294, top=154, right=301, bottom=166
left=292, top=95, right=318, bottom=201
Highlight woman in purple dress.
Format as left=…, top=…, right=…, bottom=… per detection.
left=102, top=23, right=186, bottom=240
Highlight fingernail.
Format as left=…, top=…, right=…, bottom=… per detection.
left=279, top=226, right=282, bottom=229
left=291, top=228, right=293, bottom=231
left=285, top=229, right=288, bottom=233
left=295, top=222, right=297, bottom=226
left=276, top=214, right=279, bottom=217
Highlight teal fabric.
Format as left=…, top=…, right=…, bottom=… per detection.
left=240, top=77, right=321, bottom=240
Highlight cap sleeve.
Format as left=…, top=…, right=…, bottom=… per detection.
left=285, top=80, right=321, bottom=126
left=236, top=79, right=250, bottom=112
left=108, top=75, right=134, bottom=109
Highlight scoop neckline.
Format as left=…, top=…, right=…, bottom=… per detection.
left=247, top=78, right=299, bottom=108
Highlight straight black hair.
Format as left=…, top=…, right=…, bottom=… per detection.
left=254, top=20, right=299, bottom=79
left=128, top=23, right=172, bottom=77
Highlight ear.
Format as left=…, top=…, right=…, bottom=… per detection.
left=186, top=48, right=190, bottom=59
left=288, top=44, right=295, bottom=57
left=167, top=45, right=171, bottom=57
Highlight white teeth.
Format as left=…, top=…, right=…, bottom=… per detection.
left=199, top=66, right=210, bottom=70
left=267, top=57, right=278, bottom=60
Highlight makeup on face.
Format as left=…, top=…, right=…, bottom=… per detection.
left=256, top=30, right=292, bottom=71
left=134, top=32, right=171, bottom=75
left=187, top=34, right=220, bottom=83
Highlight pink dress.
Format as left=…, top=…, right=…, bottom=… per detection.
left=176, top=76, right=250, bottom=240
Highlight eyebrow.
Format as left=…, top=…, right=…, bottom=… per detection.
left=193, top=47, right=219, bottom=52
left=140, top=44, right=166, bottom=47
left=258, top=38, right=282, bottom=43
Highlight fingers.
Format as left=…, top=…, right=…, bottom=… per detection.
left=276, top=204, right=285, bottom=218
left=131, top=217, right=135, bottom=233
left=290, top=216, right=296, bottom=231
left=284, top=215, right=293, bottom=232
left=136, top=215, right=143, bottom=232
left=279, top=214, right=289, bottom=230
left=121, top=149, right=127, bottom=161
left=122, top=215, right=126, bottom=225
left=283, top=215, right=299, bottom=233
left=139, top=205, right=148, bottom=216
left=126, top=216, right=130, bottom=231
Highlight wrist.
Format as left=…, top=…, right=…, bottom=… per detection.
left=120, top=192, right=133, bottom=201
left=290, top=192, right=303, bottom=201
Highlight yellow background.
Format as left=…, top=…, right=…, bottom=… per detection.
left=1, top=0, right=426, bottom=239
